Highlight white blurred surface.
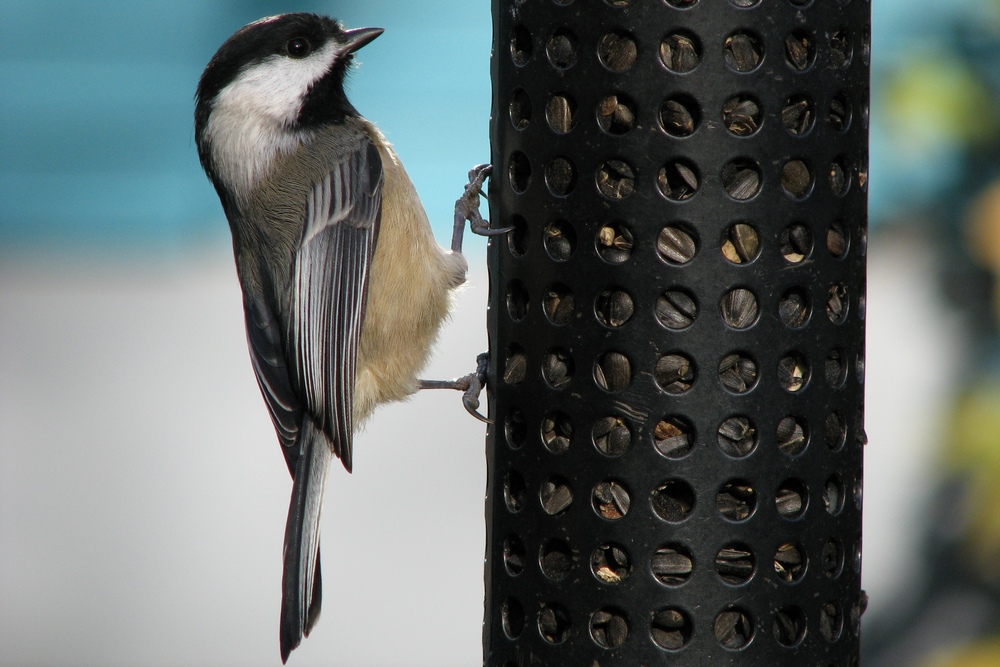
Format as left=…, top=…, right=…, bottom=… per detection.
left=0, top=232, right=953, bottom=665
left=0, top=247, right=490, bottom=666
left=861, top=230, right=964, bottom=618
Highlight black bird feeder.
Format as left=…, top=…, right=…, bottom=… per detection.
left=485, top=0, right=869, bottom=665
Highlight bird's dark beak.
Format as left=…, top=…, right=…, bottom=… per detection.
left=343, top=27, right=384, bottom=54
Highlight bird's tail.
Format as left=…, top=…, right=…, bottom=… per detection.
left=280, top=418, right=332, bottom=663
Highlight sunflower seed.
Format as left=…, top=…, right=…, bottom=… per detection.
left=598, top=31, right=637, bottom=71
left=658, top=161, right=699, bottom=200
left=652, top=608, right=690, bottom=650
left=657, top=226, right=696, bottom=263
left=654, top=417, right=692, bottom=458
left=540, top=478, right=573, bottom=515
left=722, top=161, right=761, bottom=200
left=829, top=94, right=849, bottom=131
left=785, top=32, right=812, bottom=70
left=830, top=29, right=851, bottom=67
left=592, top=544, right=631, bottom=584
left=722, top=96, right=761, bottom=136
left=655, top=354, right=694, bottom=393
left=719, top=353, right=757, bottom=393
left=827, top=283, right=847, bottom=322
left=652, top=546, right=693, bottom=584
left=546, top=94, right=574, bottom=133
left=596, top=289, right=634, bottom=327
left=777, top=416, right=807, bottom=455
left=778, top=354, right=807, bottom=392
left=503, top=534, right=525, bottom=574
left=541, top=412, right=571, bottom=454
left=819, top=602, right=842, bottom=642
left=782, top=96, right=813, bottom=135
left=509, top=89, right=530, bottom=130
left=779, top=289, right=809, bottom=328
left=718, top=416, right=755, bottom=456
left=781, top=159, right=812, bottom=198
left=593, top=481, right=631, bottom=519
left=780, top=223, right=812, bottom=262
left=597, top=223, right=633, bottom=263
left=721, top=288, right=758, bottom=328
left=593, top=416, right=631, bottom=456
left=724, top=33, right=761, bottom=72
left=824, top=475, right=843, bottom=514
left=544, top=221, right=574, bottom=260
left=775, top=483, right=804, bottom=518
left=546, top=31, right=576, bottom=68
left=503, top=351, right=526, bottom=384
left=657, top=290, right=697, bottom=328
left=715, top=609, right=752, bottom=648
left=651, top=481, right=694, bottom=522
left=540, top=540, right=575, bottom=580
left=661, top=99, right=695, bottom=136
left=542, top=350, right=572, bottom=387
left=591, top=608, right=629, bottom=648
left=595, top=352, right=631, bottom=391
left=717, top=480, right=755, bottom=521
left=597, top=160, right=635, bottom=199
left=775, top=542, right=805, bottom=582
left=827, top=221, right=847, bottom=257
left=716, top=546, right=754, bottom=584
left=538, top=604, right=570, bottom=643
left=543, top=286, right=574, bottom=325
left=773, top=607, right=805, bottom=646
left=597, top=94, right=635, bottom=134
left=660, top=33, right=699, bottom=72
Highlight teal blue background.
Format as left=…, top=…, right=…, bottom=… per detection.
left=0, top=0, right=492, bottom=254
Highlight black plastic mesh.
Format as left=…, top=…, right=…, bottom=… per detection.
left=485, top=1, right=869, bottom=665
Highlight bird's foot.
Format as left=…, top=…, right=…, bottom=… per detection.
left=419, top=352, right=490, bottom=423
left=450, top=165, right=511, bottom=254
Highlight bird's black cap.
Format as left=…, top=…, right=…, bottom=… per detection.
left=195, top=14, right=383, bottom=138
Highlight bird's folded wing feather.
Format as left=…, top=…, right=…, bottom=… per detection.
left=245, top=290, right=304, bottom=474
left=240, top=138, right=382, bottom=475
left=290, top=138, right=382, bottom=472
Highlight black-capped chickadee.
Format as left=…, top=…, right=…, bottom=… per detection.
left=194, top=13, right=498, bottom=662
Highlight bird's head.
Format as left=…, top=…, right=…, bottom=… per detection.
left=195, top=14, right=382, bottom=192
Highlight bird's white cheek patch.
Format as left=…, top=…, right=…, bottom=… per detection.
left=219, top=41, right=340, bottom=125
left=205, top=41, right=342, bottom=190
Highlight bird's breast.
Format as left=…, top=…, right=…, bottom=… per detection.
left=352, top=141, right=465, bottom=424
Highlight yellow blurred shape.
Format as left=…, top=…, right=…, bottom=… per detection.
left=921, top=640, right=1000, bottom=667
left=886, top=55, right=996, bottom=155
left=966, top=180, right=1000, bottom=323
left=948, top=387, right=1000, bottom=579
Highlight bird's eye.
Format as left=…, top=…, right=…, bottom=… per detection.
left=286, top=38, right=312, bottom=58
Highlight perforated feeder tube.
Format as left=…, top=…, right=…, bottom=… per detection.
left=485, top=1, right=868, bottom=665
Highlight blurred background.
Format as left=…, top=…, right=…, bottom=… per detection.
left=4, top=0, right=1000, bottom=665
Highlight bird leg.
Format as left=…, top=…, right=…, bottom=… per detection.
left=423, top=166, right=508, bottom=422
left=450, top=164, right=510, bottom=254
left=420, top=352, right=490, bottom=422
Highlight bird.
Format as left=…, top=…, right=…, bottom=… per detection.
left=194, top=13, right=499, bottom=662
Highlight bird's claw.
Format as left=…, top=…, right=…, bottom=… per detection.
left=461, top=352, right=490, bottom=423
left=419, top=352, right=490, bottom=423
left=466, top=164, right=492, bottom=194
left=461, top=373, right=489, bottom=423
left=452, top=164, right=512, bottom=253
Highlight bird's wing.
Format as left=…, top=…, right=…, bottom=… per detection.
left=240, top=137, right=382, bottom=477
left=289, top=137, right=383, bottom=473
left=245, top=288, right=303, bottom=473
left=277, top=137, right=383, bottom=662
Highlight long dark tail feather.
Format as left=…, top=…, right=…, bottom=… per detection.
left=305, top=550, right=322, bottom=635
left=280, top=419, right=332, bottom=663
